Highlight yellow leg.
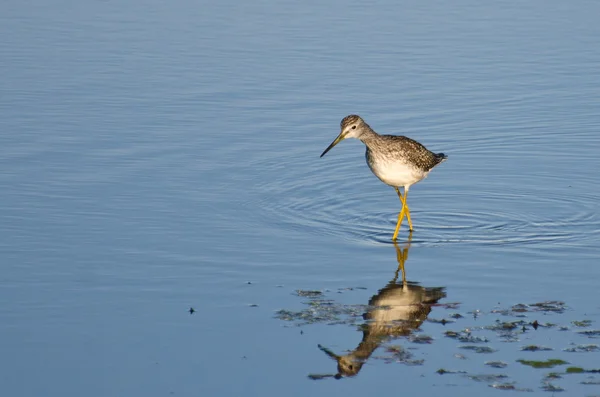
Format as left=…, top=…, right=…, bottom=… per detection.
left=394, top=188, right=412, bottom=228
left=404, top=189, right=413, bottom=231
left=392, top=206, right=405, bottom=241
left=392, top=188, right=412, bottom=241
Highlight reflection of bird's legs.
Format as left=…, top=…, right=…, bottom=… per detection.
left=392, top=248, right=406, bottom=285
left=393, top=188, right=413, bottom=241
left=392, top=231, right=412, bottom=285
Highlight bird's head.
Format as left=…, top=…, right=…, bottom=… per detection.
left=320, top=115, right=368, bottom=157
left=317, top=344, right=364, bottom=377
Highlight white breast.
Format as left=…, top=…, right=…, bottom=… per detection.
left=368, top=160, right=428, bottom=188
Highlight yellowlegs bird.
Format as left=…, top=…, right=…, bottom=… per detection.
left=320, top=115, right=447, bottom=240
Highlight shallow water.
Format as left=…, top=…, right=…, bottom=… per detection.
left=2, top=0, right=600, bottom=395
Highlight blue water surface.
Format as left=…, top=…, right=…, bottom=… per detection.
left=2, top=0, right=600, bottom=395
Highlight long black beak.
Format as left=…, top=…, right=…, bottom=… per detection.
left=318, top=344, right=341, bottom=361
left=320, top=132, right=345, bottom=158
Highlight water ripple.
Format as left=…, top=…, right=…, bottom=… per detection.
left=253, top=136, right=600, bottom=249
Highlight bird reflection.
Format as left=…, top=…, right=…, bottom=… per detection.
left=313, top=232, right=446, bottom=379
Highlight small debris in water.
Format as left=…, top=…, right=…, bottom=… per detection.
left=488, top=382, right=517, bottom=390
left=454, top=353, right=467, bottom=360
left=459, top=345, right=497, bottom=354
left=436, top=368, right=467, bottom=375
left=427, top=318, right=453, bottom=325
left=577, top=329, right=600, bottom=338
left=563, top=344, right=599, bottom=352
left=249, top=304, right=258, bottom=307
left=444, top=330, right=460, bottom=338
left=457, top=334, right=489, bottom=344
left=485, top=361, right=508, bottom=368
left=337, top=287, right=367, bottom=292
left=386, top=345, right=403, bottom=354
left=485, top=320, right=521, bottom=331
left=468, top=373, right=509, bottom=383
left=572, top=319, right=592, bottom=328
left=540, top=382, right=564, bottom=392
left=307, top=373, right=339, bottom=380
left=409, top=334, right=434, bottom=344
left=378, top=345, right=424, bottom=366
left=544, top=372, right=562, bottom=380
left=295, top=290, right=323, bottom=297
left=436, top=302, right=460, bottom=310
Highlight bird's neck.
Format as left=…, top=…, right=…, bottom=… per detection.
left=357, top=126, right=380, bottom=146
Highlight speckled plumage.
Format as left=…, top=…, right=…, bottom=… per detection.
left=337, top=115, right=447, bottom=188
left=366, top=135, right=446, bottom=173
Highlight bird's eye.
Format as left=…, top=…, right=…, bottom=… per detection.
left=352, top=126, right=356, bottom=129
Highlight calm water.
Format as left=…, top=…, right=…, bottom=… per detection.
left=2, top=0, right=600, bottom=395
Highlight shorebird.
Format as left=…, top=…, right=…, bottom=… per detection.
left=320, top=115, right=447, bottom=240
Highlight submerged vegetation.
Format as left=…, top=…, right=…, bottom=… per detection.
left=517, top=358, right=568, bottom=369
left=276, top=288, right=600, bottom=392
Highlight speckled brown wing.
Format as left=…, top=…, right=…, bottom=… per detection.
left=381, top=135, right=446, bottom=171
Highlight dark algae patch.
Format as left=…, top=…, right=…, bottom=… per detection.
left=520, top=344, right=553, bottom=351
left=566, top=366, right=585, bottom=373
left=517, top=359, right=568, bottom=369
left=528, top=301, right=567, bottom=313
